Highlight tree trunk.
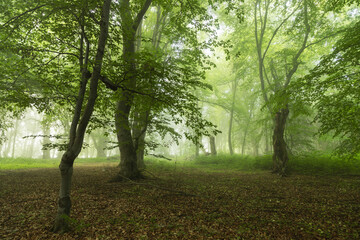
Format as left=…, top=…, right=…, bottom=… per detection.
left=91, top=134, right=107, bottom=158
left=114, top=0, right=152, bottom=180
left=42, top=124, right=51, bottom=159
left=115, top=99, right=141, bottom=179
left=265, top=120, right=270, bottom=153
left=195, top=143, right=199, bottom=157
left=228, top=79, right=238, bottom=155
left=52, top=0, right=111, bottom=232
left=52, top=155, right=74, bottom=233
left=136, top=132, right=146, bottom=169
left=11, top=119, right=19, bottom=158
left=241, top=129, right=247, bottom=155
left=28, top=136, right=35, bottom=158
left=272, top=107, right=289, bottom=176
left=210, top=136, right=217, bottom=155
left=228, top=108, right=234, bottom=155
left=133, top=112, right=149, bottom=169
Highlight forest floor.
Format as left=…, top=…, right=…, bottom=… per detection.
left=1, top=162, right=360, bottom=239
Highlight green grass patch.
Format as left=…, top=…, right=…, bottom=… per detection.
left=2, top=153, right=360, bottom=176
left=0, top=157, right=59, bottom=170
left=190, top=154, right=272, bottom=172
left=287, top=153, right=360, bottom=176
left=184, top=153, right=360, bottom=175
left=0, top=157, right=119, bottom=170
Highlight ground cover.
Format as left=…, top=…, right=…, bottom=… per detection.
left=0, top=157, right=117, bottom=170
left=0, top=160, right=360, bottom=239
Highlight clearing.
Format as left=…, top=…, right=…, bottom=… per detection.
left=0, top=163, right=360, bottom=239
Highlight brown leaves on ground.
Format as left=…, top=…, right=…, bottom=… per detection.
left=0, top=163, right=360, bottom=239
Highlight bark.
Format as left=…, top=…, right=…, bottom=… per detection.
left=115, top=0, right=152, bottom=180
left=272, top=107, right=289, bottom=176
left=115, top=100, right=140, bottom=179
left=132, top=110, right=149, bottom=169
left=265, top=120, right=270, bottom=153
left=210, top=136, right=217, bottom=155
left=254, top=0, right=310, bottom=173
left=131, top=4, right=163, bottom=169
left=52, top=0, right=111, bottom=232
left=52, top=158, right=73, bottom=233
left=136, top=133, right=146, bottom=169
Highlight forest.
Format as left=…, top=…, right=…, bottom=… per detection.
left=0, top=0, right=359, bottom=239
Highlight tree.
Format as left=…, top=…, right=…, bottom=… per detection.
left=1, top=0, right=112, bottom=232
left=53, top=0, right=111, bottom=232
left=103, top=0, right=221, bottom=179
left=293, top=18, right=360, bottom=157
left=250, top=0, right=344, bottom=174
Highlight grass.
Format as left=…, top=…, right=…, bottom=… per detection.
left=0, top=157, right=118, bottom=170
left=1, top=153, right=360, bottom=239
left=1, top=153, right=360, bottom=176
left=146, top=153, right=360, bottom=176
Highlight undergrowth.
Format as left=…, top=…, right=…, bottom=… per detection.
left=1, top=153, right=360, bottom=176
left=146, top=153, right=360, bottom=176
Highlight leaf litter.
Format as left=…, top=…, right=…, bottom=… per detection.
left=0, top=164, right=360, bottom=239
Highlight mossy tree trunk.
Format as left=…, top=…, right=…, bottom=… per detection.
left=272, top=107, right=289, bottom=175
left=114, top=0, right=152, bottom=180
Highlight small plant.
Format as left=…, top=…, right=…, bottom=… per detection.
left=61, top=215, right=90, bottom=233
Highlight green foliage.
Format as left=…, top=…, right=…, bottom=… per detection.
left=293, top=19, right=360, bottom=157
left=287, top=153, right=360, bottom=175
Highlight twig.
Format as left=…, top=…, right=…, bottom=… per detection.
left=141, top=169, right=160, bottom=179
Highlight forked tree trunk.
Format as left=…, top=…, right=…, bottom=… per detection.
left=52, top=0, right=111, bottom=232
left=272, top=107, right=289, bottom=176
left=114, top=0, right=152, bottom=180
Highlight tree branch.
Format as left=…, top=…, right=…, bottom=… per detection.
left=1, top=4, right=47, bottom=28
left=133, top=0, right=153, bottom=31
left=262, top=4, right=299, bottom=60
